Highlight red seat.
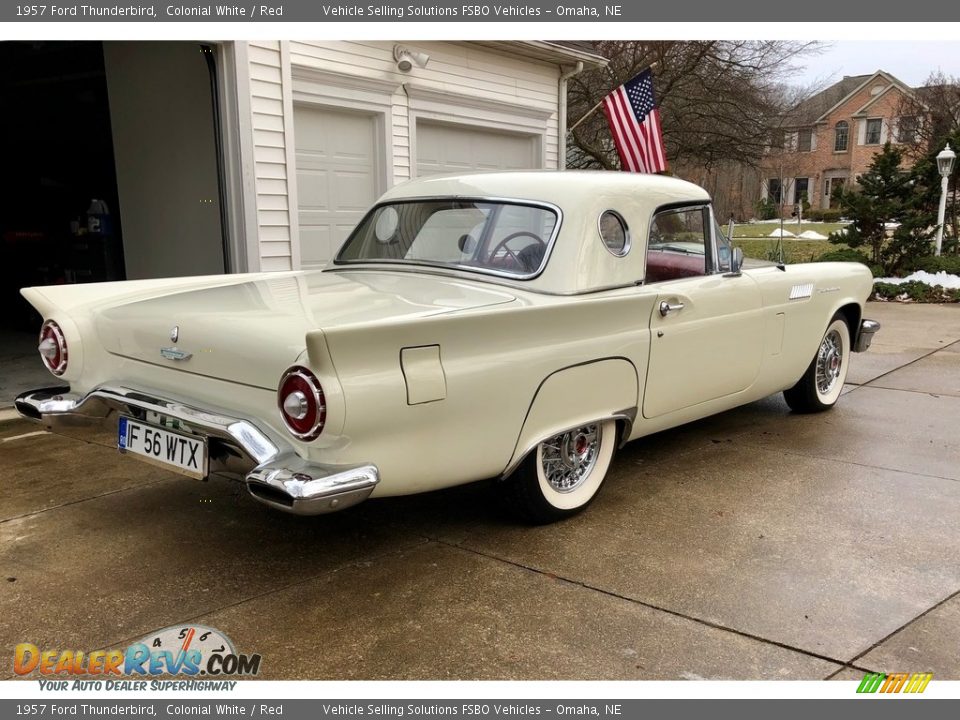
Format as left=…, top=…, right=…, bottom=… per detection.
left=645, top=250, right=705, bottom=283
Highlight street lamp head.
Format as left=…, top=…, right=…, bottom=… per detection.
left=937, top=143, right=956, bottom=178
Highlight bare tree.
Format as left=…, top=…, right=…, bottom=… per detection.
left=567, top=41, right=822, bottom=172
left=897, top=70, right=960, bottom=157
left=897, top=72, right=960, bottom=245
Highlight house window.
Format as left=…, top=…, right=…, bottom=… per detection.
left=865, top=118, right=882, bottom=145
left=770, top=130, right=786, bottom=150
left=768, top=178, right=782, bottom=204
left=795, top=178, right=809, bottom=206
left=834, top=121, right=849, bottom=152
left=797, top=129, right=813, bottom=152
left=898, top=116, right=919, bottom=144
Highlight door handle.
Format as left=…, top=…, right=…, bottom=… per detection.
left=659, top=300, right=685, bottom=317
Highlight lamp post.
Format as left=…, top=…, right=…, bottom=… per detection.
left=935, top=143, right=956, bottom=256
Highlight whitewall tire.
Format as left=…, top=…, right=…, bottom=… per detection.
left=784, top=314, right=851, bottom=413
left=504, top=419, right=617, bottom=524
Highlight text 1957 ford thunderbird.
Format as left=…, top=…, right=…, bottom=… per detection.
left=17, top=171, right=879, bottom=523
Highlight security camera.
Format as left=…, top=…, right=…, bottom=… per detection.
left=394, top=45, right=429, bottom=73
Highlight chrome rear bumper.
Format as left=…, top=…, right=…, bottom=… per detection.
left=15, top=386, right=378, bottom=516
left=854, top=319, right=881, bottom=353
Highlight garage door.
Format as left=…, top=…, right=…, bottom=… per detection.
left=416, top=122, right=538, bottom=177
left=294, top=105, right=379, bottom=268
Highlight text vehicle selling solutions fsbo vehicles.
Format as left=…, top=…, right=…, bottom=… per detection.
left=17, top=171, right=879, bottom=523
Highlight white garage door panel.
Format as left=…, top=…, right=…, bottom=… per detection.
left=417, top=122, right=538, bottom=177
left=332, top=171, right=376, bottom=211
left=294, top=105, right=379, bottom=268
left=296, top=171, right=330, bottom=211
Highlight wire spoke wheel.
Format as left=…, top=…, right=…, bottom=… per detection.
left=503, top=419, right=617, bottom=524
left=784, top=314, right=850, bottom=413
left=815, top=328, right=844, bottom=396
left=539, top=425, right=600, bottom=493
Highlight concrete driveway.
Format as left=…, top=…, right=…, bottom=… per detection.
left=2, top=302, right=959, bottom=681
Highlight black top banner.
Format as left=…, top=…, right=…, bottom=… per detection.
left=4, top=0, right=960, bottom=21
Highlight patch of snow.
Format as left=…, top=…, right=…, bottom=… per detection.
left=767, top=228, right=796, bottom=238
left=798, top=230, right=829, bottom=240
left=874, top=271, right=960, bottom=289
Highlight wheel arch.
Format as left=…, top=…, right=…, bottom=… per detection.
left=834, top=301, right=862, bottom=336
left=500, top=357, right=639, bottom=478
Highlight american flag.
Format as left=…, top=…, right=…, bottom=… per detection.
left=601, top=69, right=668, bottom=173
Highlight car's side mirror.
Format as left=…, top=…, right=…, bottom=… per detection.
left=726, top=247, right=743, bottom=277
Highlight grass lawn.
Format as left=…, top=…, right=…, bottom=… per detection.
left=731, top=221, right=846, bottom=239
left=728, top=221, right=849, bottom=263
left=733, top=238, right=846, bottom=264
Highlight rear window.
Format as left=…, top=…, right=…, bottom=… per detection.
left=335, top=199, right=559, bottom=278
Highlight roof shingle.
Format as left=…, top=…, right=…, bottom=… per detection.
left=782, top=74, right=872, bottom=127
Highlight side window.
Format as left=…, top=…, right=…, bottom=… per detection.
left=646, top=206, right=709, bottom=283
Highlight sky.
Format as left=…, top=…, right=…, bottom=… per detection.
left=792, top=41, right=960, bottom=89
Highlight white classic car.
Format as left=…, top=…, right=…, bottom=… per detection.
left=17, top=172, right=879, bottom=523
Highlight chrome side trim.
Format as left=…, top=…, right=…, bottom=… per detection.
left=854, top=319, right=881, bottom=353
left=15, top=386, right=379, bottom=516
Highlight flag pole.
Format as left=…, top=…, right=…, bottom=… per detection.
left=568, top=99, right=604, bottom=133
left=568, top=60, right=660, bottom=133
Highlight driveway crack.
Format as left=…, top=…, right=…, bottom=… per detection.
left=431, top=538, right=853, bottom=674
left=847, top=585, right=960, bottom=666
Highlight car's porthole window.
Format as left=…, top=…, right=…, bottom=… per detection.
left=599, top=210, right=629, bottom=256
left=374, top=206, right=400, bottom=244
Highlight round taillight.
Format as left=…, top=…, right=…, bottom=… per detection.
left=38, top=320, right=68, bottom=376
left=277, top=366, right=326, bottom=441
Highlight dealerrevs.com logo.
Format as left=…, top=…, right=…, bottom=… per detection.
left=14, top=625, right=261, bottom=682
left=857, top=672, right=933, bottom=694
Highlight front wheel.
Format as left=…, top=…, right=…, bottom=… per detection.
left=502, top=419, right=617, bottom=524
left=783, top=314, right=850, bottom=413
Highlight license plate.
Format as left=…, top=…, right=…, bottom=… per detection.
left=118, top=416, right=207, bottom=479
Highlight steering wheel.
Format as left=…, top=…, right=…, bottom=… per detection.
left=489, top=231, right=546, bottom=271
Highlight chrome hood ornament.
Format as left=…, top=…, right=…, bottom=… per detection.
left=161, top=325, right=191, bottom=361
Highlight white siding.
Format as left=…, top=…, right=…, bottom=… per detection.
left=248, top=40, right=294, bottom=271
left=242, top=41, right=563, bottom=271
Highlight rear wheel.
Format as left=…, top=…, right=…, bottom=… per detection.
left=503, top=419, right=617, bottom=524
left=784, top=314, right=850, bottom=413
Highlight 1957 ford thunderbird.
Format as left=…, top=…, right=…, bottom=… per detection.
left=16, top=171, right=879, bottom=523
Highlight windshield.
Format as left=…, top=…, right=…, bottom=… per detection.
left=335, top=200, right=559, bottom=278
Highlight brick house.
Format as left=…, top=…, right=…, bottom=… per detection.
left=760, top=70, right=921, bottom=214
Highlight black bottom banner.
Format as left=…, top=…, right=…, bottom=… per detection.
left=3, top=700, right=957, bottom=720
